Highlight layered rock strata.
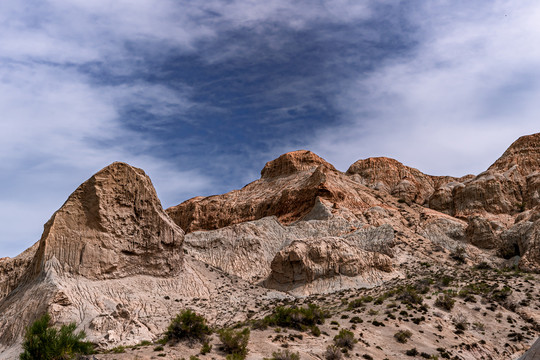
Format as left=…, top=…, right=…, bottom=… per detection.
left=167, top=150, right=381, bottom=232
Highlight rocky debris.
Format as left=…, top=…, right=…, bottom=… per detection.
left=465, top=216, right=503, bottom=249
left=0, top=242, right=38, bottom=301
left=27, top=162, right=184, bottom=281
left=500, top=211, right=540, bottom=272
left=268, top=237, right=392, bottom=285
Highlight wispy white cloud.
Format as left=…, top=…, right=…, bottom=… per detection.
left=306, top=1, right=540, bottom=176
left=0, top=1, right=217, bottom=257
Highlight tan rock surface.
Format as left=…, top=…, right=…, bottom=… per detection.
left=268, top=237, right=392, bottom=285
left=184, top=215, right=394, bottom=291
left=167, top=150, right=381, bottom=232
left=27, top=162, right=184, bottom=281
left=0, top=242, right=38, bottom=300
left=346, top=157, right=437, bottom=205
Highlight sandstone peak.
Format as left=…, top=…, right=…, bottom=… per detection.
left=260, top=150, right=336, bottom=179
left=346, top=156, right=437, bottom=204
left=27, top=161, right=184, bottom=280
left=346, top=157, right=424, bottom=178
left=489, top=132, right=540, bottom=174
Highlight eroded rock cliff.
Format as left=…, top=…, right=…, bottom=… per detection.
left=27, top=162, right=184, bottom=280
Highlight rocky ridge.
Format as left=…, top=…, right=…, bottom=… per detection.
left=0, top=134, right=539, bottom=359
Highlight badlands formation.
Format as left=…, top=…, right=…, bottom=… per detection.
left=1, top=133, right=540, bottom=359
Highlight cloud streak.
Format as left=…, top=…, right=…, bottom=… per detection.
left=305, top=1, right=540, bottom=175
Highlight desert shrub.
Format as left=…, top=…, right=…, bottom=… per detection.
left=396, top=286, right=423, bottom=305
left=347, top=295, right=374, bottom=309
left=405, top=348, right=419, bottom=356
left=166, top=309, right=211, bottom=343
left=394, top=330, right=412, bottom=343
left=200, top=341, right=212, bottom=354
left=490, top=286, right=512, bottom=302
left=324, top=345, right=343, bottom=360
left=347, top=299, right=364, bottom=309
left=266, top=349, right=300, bottom=360
left=439, top=275, right=454, bottom=287
left=452, top=313, right=469, bottom=331
left=109, top=346, right=126, bottom=354
left=19, top=313, right=93, bottom=360
left=218, top=327, right=250, bottom=358
left=333, top=329, right=356, bottom=349
left=227, top=354, right=247, bottom=360
left=311, top=325, right=321, bottom=337
left=434, top=294, right=455, bottom=311
left=264, top=304, right=328, bottom=330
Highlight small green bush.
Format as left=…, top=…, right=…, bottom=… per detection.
left=396, top=286, right=423, bottom=305
left=200, top=341, right=212, bottom=354
left=266, top=349, right=300, bottom=360
left=434, top=294, right=455, bottom=311
left=165, top=309, right=211, bottom=344
left=218, top=327, right=250, bottom=358
left=394, top=330, right=412, bottom=343
left=264, top=304, right=328, bottom=331
left=333, top=329, right=356, bottom=349
left=19, top=313, right=93, bottom=360
left=109, top=346, right=126, bottom=353
left=227, top=354, right=247, bottom=360
left=324, top=345, right=343, bottom=360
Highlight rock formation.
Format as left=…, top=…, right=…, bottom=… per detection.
left=166, top=150, right=381, bottom=232
left=1, top=133, right=540, bottom=359
left=27, top=162, right=184, bottom=281
left=268, top=237, right=392, bottom=285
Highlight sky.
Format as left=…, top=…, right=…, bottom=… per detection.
left=1, top=0, right=540, bottom=257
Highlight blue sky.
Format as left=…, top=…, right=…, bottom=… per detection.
left=1, top=0, right=540, bottom=257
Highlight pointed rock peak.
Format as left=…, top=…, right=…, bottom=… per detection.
left=489, top=132, right=540, bottom=174
left=260, top=150, right=336, bottom=179
left=28, top=162, right=184, bottom=280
